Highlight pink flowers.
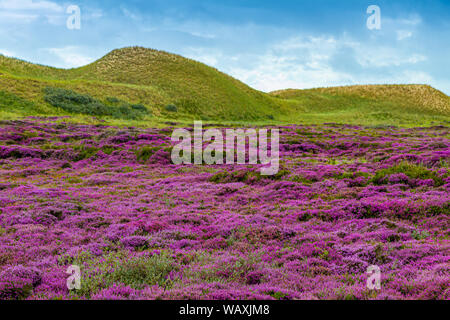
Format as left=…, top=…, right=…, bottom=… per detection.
left=120, top=236, right=149, bottom=249
left=0, top=118, right=448, bottom=300
left=0, top=266, right=42, bottom=300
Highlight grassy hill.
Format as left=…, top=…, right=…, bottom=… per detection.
left=272, top=85, right=450, bottom=126
left=0, top=46, right=449, bottom=127
left=0, top=47, right=285, bottom=123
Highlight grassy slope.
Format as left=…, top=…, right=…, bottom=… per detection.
left=0, top=46, right=449, bottom=127
left=0, top=47, right=284, bottom=122
left=271, top=85, right=450, bottom=127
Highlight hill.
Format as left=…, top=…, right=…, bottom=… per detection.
left=0, top=47, right=449, bottom=127
left=271, top=85, right=449, bottom=114
left=0, top=47, right=284, bottom=122
left=271, top=85, right=450, bottom=126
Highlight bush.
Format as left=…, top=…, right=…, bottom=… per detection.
left=43, top=87, right=150, bottom=120
left=44, top=87, right=98, bottom=114
left=131, top=104, right=148, bottom=113
left=135, top=146, right=161, bottom=163
left=165, top=104, right=178, bottom=112
left=371, top=161, right=444, bottom=186
left=72, top=144, right=99, bottom=161
left=106, top=97, right=120, bottom=104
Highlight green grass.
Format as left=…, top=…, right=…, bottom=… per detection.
left=0, top=90, right=51, bottom=115
left=272, top=85, right=450, bottom=127
left=0, top=46, right=449, bottom=127
left=63, top=251, right=177, bottom=298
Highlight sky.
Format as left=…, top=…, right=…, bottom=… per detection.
left=0, top=0, right=449, bottom=94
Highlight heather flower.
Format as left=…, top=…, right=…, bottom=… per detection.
left=91, top=284, right=140, bottom=300
left=0, top=119, right=448, bottom=300
left=120, top=236, right=148, bottom=249
left=0, top=266, right=42, bottom=300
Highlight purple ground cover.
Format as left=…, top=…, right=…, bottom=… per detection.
left=0, top=118, right=448, bottom=300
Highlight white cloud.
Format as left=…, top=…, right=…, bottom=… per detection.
left=0, top=11, right=38, bottom=23
left=0, top=0, right=65, bottom=25
left=396, top=30, right=413, bottom=41
left=384, top=14, right=422, bottom=28
left=228, top=54, right=354, bottom=92
left=398, top=15, right=422, bottom=26
left=201, top=34, right=431, bottom=92
left=188, top=31, right=216, bottom=40
left=274, top=36, right=337, bottom=52
left=46, top=47, right=94, bottom=68
left=0, top=0, right=62, bottom=12
left=355, top=46, right=426, bottom=67
left=233, top=36, right=353, bottom=91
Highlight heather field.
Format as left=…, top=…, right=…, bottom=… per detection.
left=0, top=118, right=448, bottom=300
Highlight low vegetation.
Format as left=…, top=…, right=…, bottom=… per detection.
left=43, top=87, right=151, bottom=120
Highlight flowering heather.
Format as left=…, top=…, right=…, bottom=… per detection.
left=0, top=118, right=448, bottom=300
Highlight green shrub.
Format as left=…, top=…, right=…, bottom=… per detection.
left=106, top=97, right=120, bottom=104
left=131, top=104, right=148, bottom=113
left=371, top=161, right=444, bottom=186
left=43, top=87, right=150, bottom=120
left=135, top=146, right=161, bottom=163
left=72, top=145, right=99, bottom=161
left=411, top=230, right=430, bottom=240
left=101, top=145, right=117, bottom=155
left=165, top=104, right=178, bottom=112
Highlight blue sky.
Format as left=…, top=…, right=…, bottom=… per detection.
left=0, top=0, right=449, bottom=93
